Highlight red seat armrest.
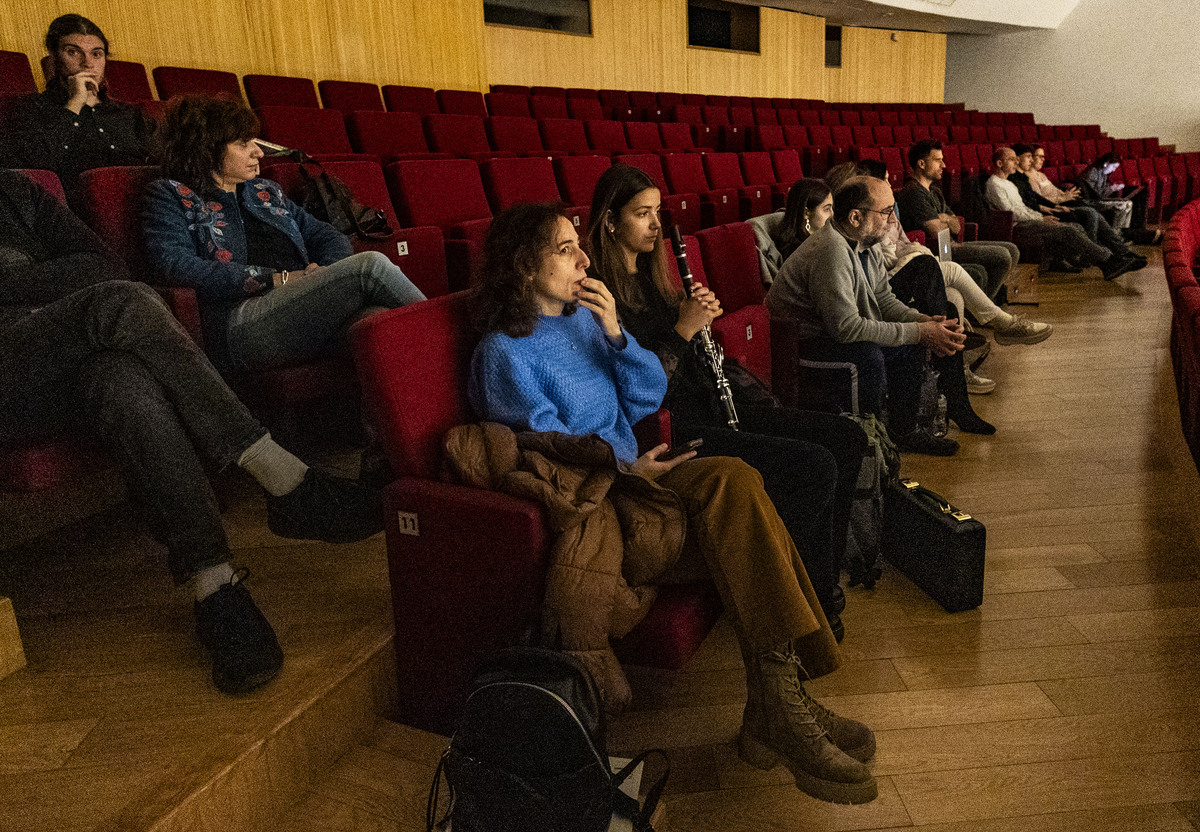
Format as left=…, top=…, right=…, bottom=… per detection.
left=154, top=286, right=204, bottom=349
left=384, top=475, right=551, bottom=732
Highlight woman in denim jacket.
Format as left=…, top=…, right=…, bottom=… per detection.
left=142, top=95, right=425, bottom=376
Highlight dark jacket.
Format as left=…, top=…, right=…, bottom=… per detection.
left=1, top=85, right=154, bottom=205
left=142, top=176, right=352, bottom=370
left=1009, top=172, right=1056, bottom=212
left=0, top=168, right=127, bottom=329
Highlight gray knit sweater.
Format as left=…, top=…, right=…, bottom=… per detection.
left=764, top=221, right=923, bottom=347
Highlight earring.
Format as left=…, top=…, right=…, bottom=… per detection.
left=606, top=224, right=615, bottom=234
left=804, top=217, right=812, bottom=234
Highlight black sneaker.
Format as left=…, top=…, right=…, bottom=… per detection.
left=1101, top=256, right=1135, bottom=281
left=894, top=427, right=959, bottom=456
left=195, top=569, right=283, bottom=695
left=1047, top=259, right=1083, bottom=274
left=267, top=469, right=383, bottom=543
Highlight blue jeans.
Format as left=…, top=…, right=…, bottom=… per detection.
left=227, top=251, right=426, bottom=373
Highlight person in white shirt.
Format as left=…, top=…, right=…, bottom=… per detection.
left=986, top=147, right=1134, bottom=281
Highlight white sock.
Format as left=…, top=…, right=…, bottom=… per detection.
left=237, top=432, right=308, bottom=497
left=194, top=562, right=236, bottom=601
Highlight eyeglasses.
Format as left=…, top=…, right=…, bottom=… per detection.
left=864, top=206, right=896, bottom=220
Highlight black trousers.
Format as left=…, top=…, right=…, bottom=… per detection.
left=674, top=405, right=867, bottom=612
left=0, top=281, right=267, bottom=583
left=889, top=255, right=977, bottom=425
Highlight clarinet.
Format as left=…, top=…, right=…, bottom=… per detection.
left=669, top=228, right=739, bottom=431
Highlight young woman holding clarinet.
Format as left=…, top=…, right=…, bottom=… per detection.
left=585, top=165, right=868, bottom=641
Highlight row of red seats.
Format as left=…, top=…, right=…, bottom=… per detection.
left=363, top=150, right=806, bottom=284
left=255, top=109, right=703, bottom=163
left=0, top=48, right=1120, bottom=150
left=1163, top=201, right=1200, bottom=474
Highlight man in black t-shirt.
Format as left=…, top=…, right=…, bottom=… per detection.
left=0, top=169, right=378, bottom=695
left=896, top=139, right=1021, bottom=301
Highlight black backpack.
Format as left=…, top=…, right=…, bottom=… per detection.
left=294, top=161, right=394, bottom=241
left=426, top=647, right=668, bottom=832
left=260, top=145, right=394, bottom=241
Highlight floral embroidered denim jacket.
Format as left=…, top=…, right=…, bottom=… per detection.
left=141, top=176, right=351, bottom=374
left=141, top=176, right=351, bottom=302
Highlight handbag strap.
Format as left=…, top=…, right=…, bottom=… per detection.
left=612, top=748, right=670, bottom=831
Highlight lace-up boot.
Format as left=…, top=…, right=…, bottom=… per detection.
left=738, top=646, right=877, bottom=804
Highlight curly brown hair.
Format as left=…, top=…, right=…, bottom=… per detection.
left=158, top=95, right=259, bottom=195
left=473, top=201, right=576, bottom=338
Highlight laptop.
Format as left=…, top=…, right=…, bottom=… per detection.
left=936, top=227, right=953, bottom=262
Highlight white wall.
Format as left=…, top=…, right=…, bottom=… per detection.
left=874, top=0, right=1078, bottom=29
left=945, top=0, right=1200, bottom=152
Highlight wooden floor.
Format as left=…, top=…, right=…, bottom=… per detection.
left=3, top=245, right=1200, bottom=831
left=606, top=246, right=1200, bottom=831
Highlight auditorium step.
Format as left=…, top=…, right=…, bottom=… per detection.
left=0, top=467, right=398, bottom=832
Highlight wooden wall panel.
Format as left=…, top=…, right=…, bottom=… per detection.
left=0, top=0, right=485, bottom=92
left=825, top=26, right=946, bottom=103
left=1, top=0, right=941, bottom=101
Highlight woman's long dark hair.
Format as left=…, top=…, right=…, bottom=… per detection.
left=585, top=164, right=681, bottom=315
left=44, top=14, right=109, bottom=95
left=773, top=178, right=832, bottom=261
left=158, top=96, right=260, bottom=195
left=474, top=201, right=575, bottom=338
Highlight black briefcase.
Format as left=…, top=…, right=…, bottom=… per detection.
left=882, top=478, right=985, bottom=612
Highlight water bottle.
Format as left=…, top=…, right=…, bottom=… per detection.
left=932, top=394, right=948, bottom=437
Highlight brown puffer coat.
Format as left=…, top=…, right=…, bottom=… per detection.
left=443, top=422, right=686, bottom=712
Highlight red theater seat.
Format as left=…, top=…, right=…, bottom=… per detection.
left=695, top=223, right=772, bottom=383
left=566, top=97, right=603, bottom=120
left=346, top=110, right=446, bottom=162
left=256, top=106, right=358, bottom=158
left=539, top=118, right=591, bottom=155
left=83, top=164, right=357, bottom=415
left=663, top=153, right=739, bottom=228
left=317, top=80, right=383, bottom=113
left=152, top=66, right=241, bottom=101
left=349, top=291, right=717, bottom=733
left=385, top=159, right=493, bottom=289
left=102, top=60, right=155, bottom=103
left=0, top=51, right=36, bottom=96
left=553, top=154, right=613, bottom=209
left=491, top=84, right=530, bottom=96
left=740, top=150, right=787, bottom=209
left=436, top=89, right=487, bottom=117
left=383, top=85, right=438, bottom=115
left=261, top=159, right=450, bottom=299
left=487, top=116, right=556, bottom=157
left=770, top=149, right=804, bottom=190
left=625, top=121, right=664, bottom=152
left=243, top=74, right=318, bottom=109
left=702, top=152, right=772, bottom=220
left=530, top=95, right=569, bottom=119
left=531, top=85, right=565, bottom=98
left=485, top=92, right=530, bottom=118
left=423, top=114, right=511, bottom=161
left=479, top=156, right=561, bottom=213
left=585, top=120, right=629, bottom=156
left=1, top=168, right=110, bottom=492
left=660, top=121, right=699, bottom=153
